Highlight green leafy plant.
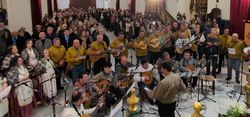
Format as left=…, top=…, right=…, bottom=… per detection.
left=225, top=104, right=247, bottom=117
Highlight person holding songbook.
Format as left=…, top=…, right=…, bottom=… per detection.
left=226, top=33, right=245, bottom=83
left=65, top=39, right=86, bottom=85
left=146, top=62, right=186, bottom=117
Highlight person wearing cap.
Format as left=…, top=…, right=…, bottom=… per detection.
left=110, top=31, right=129, bottom=65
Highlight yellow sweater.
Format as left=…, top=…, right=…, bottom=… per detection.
left=227, top=39, right=244, bottom=59
left=90, top=41, right=108, bottom=52
left=110, top=38, right=128, bottom=58
left=65, top=46, right=85, bottom=66
left=132, top=37, right=148, bottom=56
left=219, top=34, right=232, bottom=49
left=48, top=46, right=66, bottom=67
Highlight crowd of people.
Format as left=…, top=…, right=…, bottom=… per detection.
left=0, top=7, right=248, bottom=117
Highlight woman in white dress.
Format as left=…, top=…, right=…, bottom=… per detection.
left=38, top=49, right=57, bottom=102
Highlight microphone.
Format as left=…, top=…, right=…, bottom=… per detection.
left=63, top=77, right=70, bottom=85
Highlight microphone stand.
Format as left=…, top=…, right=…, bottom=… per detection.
left=39, top=73, right=61, bottom=117
left=237, top=56, right=245, bottom=102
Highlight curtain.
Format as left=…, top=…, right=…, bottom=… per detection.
left=230, top=0, right=250, bottom=39
left=47, top=0, right=53, bottom=16
left=116, top=0, right=120, bottom=10
left=30, top=0, right=42, bottom=27
left=53, top=0, right=58, bottom=11
left=130, top=0, right=135, bottom=14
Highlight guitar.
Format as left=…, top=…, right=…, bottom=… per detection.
left=185, top=65, right=195, bottom=71
left=149, top=38, right=160, bottom=48
left=141, top=66, right=156, bottom=85
left=83, top=91, right=92, bottom=108
left=111, top=44, right=126, bottom=57
left=175, top=39, right=196, bottom=54
left=138, top=40, right=148, bottom=50
left=88, top=49, right=115, bottom=63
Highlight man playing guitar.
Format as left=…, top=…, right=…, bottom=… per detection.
left=179, top=51, right=198, bottom=88
left=175, top=31, right=191, bottom=61
left=90, top=62, right=124, bottom=109
left=89, top=34, right=108, bottom=75
left=133, top=58, right=158, bottom=105
left=190, top=24, right=206, bottom=59
left=148, top=30, right=161, bottom=64
left=110, top=31, right=128, bottom=65
left=74, top=72, right=99, bottom=108
left=115, top=56, right=135, bottom=88
left=132, top=30, right=148, bottom=65
left=61, top=88, right=104, bottom=117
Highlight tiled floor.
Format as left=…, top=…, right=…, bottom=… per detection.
left=31, top=32, right=250, bottom=117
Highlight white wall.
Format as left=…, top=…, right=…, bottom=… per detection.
left=96, top=0, right=105, bottom=8
left=41, top=0, right=48, bottom=17
left=136, top=0, right=145, bottom=14
left=108, top=0, right=116, bottom=9
left=207, top=0, right=230, bottom=20
left=166, top=0, right=178, bottom=19
left=120, top=0, right=129, bottom=10
left=177, top=0, right=191, bottom=20
left=57, top=0, right=70, bottom=10
left=7, top=0, right=32, bottom=32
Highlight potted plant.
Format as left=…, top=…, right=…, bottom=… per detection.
left=221, top=104, right=247, bottom=117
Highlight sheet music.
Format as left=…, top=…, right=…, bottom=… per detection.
left=128, top=66, right=136, bottom=72
left=244, top=47, right=250, bottom=55
left=109, top=99, right=123, bottom=117
left=180, top=72, right=198, bottom=77
left=0, top=86, right=11, bottom=100
left=228, top=48, right=236, bottom=55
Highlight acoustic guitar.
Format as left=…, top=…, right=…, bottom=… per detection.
left=142, top=66, right=156, bottom=85
left=138, top=40, right=148, bottom=50
left=112, top=44, right=126, bottom=57
left=149, top=38, right=160, bottom=48
left=185, top=65, right=195, bottom=71
left=88, top=49, right=115, bottom=63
